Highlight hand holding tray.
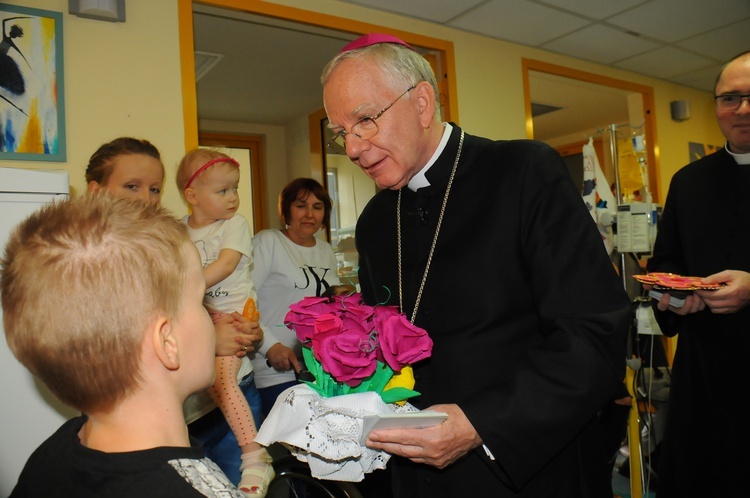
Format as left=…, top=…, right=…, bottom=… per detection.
left=634, top=272, right=725, bottom=308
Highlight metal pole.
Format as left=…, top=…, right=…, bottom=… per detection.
left=612, top=122, right=645, bottom=498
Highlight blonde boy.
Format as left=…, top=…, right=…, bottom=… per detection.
left=1, top=194, right=245, bottom=497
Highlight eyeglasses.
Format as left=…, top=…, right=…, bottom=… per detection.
left=714, top=94, right=750, bottom=111
left=327, top=85, right=416, bottom=149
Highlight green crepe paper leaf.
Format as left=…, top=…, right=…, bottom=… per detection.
left=302, top=347, right=321, bottom=377
left=369, top=361, right=394, bottom=393
left=302, top=346, right=332, bottom=395
left=381, top=387, right=421, bottom=404
left=300, top=347, right=417, bottom=402
left=352, top=378, right=370, bottom=393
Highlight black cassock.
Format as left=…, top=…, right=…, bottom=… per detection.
left=356, top=125, right=631, bottom=497
left=647, top=148, right=750, bottom=498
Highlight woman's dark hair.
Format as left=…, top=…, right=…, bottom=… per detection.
left=85, top=137, right=162, bottom=185
left=279, top=178, right=332, bottom=228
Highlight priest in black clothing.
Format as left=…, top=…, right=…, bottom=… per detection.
left=646, top=50, right=750, bottom=498
left=321, top=33, right=631, bottom=498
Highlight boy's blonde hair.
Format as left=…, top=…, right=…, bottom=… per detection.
left=1, top=193, right=191, bottom=413
left=176, top=148, right=236, bottom=201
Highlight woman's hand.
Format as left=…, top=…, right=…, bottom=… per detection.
left=214, top=312, right=263, bottom=357
left=265, top=343, right=301, bottom=372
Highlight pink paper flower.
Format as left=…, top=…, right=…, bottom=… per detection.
left=376, top=313, right=433, bottom=372
left=286, top=296, right=338, bottom=342
left=313, top=317, right=378, bottom=386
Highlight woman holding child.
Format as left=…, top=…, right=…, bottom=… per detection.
left=85, top=137, right=258, bottom=356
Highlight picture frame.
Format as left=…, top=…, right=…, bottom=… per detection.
left=0, top=3, right=66, bottom=161
left=688, top=142, right=722, bottom=163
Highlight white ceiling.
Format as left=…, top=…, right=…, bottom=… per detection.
left=193, top=7, right=347, bottom=125
left=193, top=0, right=748, bottom=141
left=340, top=0, right=749, bottom=91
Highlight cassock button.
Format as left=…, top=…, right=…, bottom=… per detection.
left=424, top=477, right=432, bottom=484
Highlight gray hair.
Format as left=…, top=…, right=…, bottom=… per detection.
left=322, top=42, right=442, bottom=118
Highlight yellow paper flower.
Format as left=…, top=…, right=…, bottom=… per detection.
left=384, top=365, right=415, bottom=405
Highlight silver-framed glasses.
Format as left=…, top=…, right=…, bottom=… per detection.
left=327, top=85, right=416, bottom=149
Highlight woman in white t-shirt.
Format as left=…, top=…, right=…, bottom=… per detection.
left=251, top=178, right=342, bottom=417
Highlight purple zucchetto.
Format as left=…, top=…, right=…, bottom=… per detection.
left=340, top=33, right=413, bottom=53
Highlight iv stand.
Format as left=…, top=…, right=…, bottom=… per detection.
left=609, top=123, right=645, bottom=498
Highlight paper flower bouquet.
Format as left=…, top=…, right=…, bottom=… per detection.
left=286, top=292, right=433, bottom=402
left=255, top=291, right=433, bottom=481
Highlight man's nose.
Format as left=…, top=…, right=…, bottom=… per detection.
left=344, top=133, right=370, bottom=158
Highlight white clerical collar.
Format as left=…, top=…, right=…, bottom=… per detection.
left=726, top=143, right=750, bottom=165
left=407, top=123, right=453, bottom=191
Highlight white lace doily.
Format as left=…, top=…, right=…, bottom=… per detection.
left=256, top=384, right=414, bottom=481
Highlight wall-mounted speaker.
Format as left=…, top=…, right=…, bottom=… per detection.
left=69, top=0, right=125, bottom=23
left=670, top=100, right=691, bottom=121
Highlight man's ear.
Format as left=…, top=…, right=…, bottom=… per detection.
left=152, top=317, right=180, bottom=371
left=184, top=187, right=199, bottom=206
left=414, top=81, right=436, bottom=126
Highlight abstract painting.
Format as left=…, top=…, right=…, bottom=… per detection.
left=0, top=3, right=65, bottom=161
left=688, top=142, right=722, bottom=163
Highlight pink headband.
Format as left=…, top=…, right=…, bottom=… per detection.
left=184, top=157, right=239, bottom=190
left=340, top=33, right=413, bottom=53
